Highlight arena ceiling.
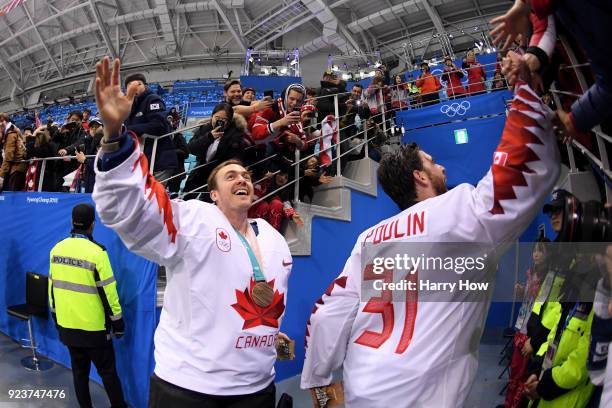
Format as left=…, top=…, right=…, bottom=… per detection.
left=0, top=0, right=512, bottom=95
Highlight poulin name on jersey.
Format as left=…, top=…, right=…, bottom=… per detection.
left=363, top=210, right=427, bottom=245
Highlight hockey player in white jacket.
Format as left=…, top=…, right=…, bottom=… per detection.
left=91, top=57, right=292, bottom=407
left=301, top=52, right=561, bottom=407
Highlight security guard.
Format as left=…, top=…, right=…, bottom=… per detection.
left=49, top=203, right=127, bottom=408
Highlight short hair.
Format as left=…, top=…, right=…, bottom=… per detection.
left=125, top=73, right=147, bottom=87
left=207, top=159, right=247, bottom=192
left=352, top=83, right=364, bottom=90
left=0, top=112, right=9, bottom=122
left=243, top=87, right=256, bottom=94
left=377, top=143, right=423, bottom=210
left=224, top=80, right=241, bottom=92
left=83, top=108, right=92, bottom=114
left=68, top=110, right=83, bottom=121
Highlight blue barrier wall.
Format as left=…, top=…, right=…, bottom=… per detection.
left=0, top=193, right=157, bottom=408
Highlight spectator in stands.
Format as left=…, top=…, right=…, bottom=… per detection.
left=299, top=156, right=333, bottom=202
left=491, top=0, right=612, bottom=139
left=23, top=125, right=33, bottom=138
left=416, top=63, right=442, bottom=107
left=441, top=56, right=466, bottom=99
left=503, top=237, right=550, bottom=408
left=25, top=125, right=58, bottom=192
left=492, top=72, right=507, bottom=90
left=242, top=87, right=256, bottom=103
left=365, top=76, right=389, bottom=119
left=317, top=71, right=348, bottom=120
left=224, top=79, right=244, bottom=106
left=462, top=50, right=487, bottom=95
left=224, top=79, right=272, bottom=119
left=82, top=108, right=92, bottom=131
left=73, top=118, right=104, bottom=193
left=407, top=73, right=421, bottom=108
left=124, top=72, right=177, bottom=185
left=169, top=107, right=181, bottom=130
left=57, top=110, right=87, bottom=157
left=340, top=84, right=371, bottom=169
left=166, top=115, right=189, bottom=198
left=0, top=113, right=26, bottom=191
left=390, top=74, right=409, bottom=109
left=306, top=87, right=318, bottom=107
left=249, top=84, right=307, bottom=173
left=184, top=103, right=248, bottom=200
left=248, top=170, right=304, bottom=231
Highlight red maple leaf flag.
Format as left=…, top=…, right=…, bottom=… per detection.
left=219, top=231, right=228, bottom=240
left=231, top=279, right=285, bottom=330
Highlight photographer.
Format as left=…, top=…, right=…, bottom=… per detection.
left=249, top=84, right=307, bottom=173
left=25, top=125, right=58, bottom=192
left=183, top=103, right=248, bottom=200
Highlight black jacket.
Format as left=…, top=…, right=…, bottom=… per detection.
left=183, top=115, right=248, bottom=200
left=126, top=88, right=177, bottom=172
left=318, top=80, right=348, bottom=119
left=25, top=137, right=58, bottom=192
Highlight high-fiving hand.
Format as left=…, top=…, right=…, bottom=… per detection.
left=490, top=0, right=530, bottom=50
left=94, top=57, right=139, bottom=141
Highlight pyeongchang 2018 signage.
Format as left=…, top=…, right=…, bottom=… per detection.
left=397, top=90, right=512, bottom=130
left=187, top=102, right=214, bottom=118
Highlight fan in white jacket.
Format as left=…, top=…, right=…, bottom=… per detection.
left=90, top=57, right=291, bottom=406
left=301, top=60, right=561, bottom=406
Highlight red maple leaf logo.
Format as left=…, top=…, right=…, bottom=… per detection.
left=490, top=86, right=545, bottom=215
left=231, top=279, right=285, bottom=329
left=219, top=230, right=228, bottom=240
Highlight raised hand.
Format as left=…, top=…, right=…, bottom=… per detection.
left=94, top=57, right=138, bottom=141
left=490, top=0, right=530, bottom=50
left=501, top=51, right=532, bottom=88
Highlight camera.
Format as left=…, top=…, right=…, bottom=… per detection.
left=215, top=119, right=226, bottom=129
left=558, top=195, right=612, bottom=242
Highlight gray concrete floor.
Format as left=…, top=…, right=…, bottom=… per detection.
left=0, top=333, right=108, bottom=408
left=1, top=330, right=508, bottom=407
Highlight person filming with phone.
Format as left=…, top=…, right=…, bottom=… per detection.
left=183, top=102, right=249, bottom=200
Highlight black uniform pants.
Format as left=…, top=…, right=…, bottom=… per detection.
left=67, top=342, right=126, bottom=408
left=148, top=373, right=276, bottom=408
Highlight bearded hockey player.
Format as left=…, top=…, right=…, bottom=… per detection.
left=301, top=52, right=561, bottom=407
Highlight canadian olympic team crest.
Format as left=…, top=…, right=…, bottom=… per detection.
left=440, top=100, right=471, bottom=117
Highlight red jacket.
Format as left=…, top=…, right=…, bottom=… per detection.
left=463, top=61, right=486, bottom=94
left=248, top=103, right=306, bottom=152
left=441, top=68, right=466, bottom=97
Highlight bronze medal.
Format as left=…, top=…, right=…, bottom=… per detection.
left=252, top=281, right=274, bottom=307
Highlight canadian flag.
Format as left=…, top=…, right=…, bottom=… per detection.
left=493, top=151, right=508, bottom=167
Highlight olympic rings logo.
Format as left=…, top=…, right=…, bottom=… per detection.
left=440, top=101, right=471, bottom=117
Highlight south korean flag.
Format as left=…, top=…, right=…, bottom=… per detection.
left=150, top=103, right=161, bottom=111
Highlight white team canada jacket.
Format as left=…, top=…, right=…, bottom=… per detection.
left=301, top=84, right=560, bottom=407
left=92, top=145, right=292, bottom=395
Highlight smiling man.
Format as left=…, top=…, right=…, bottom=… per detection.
left=91, top=57, right=292, bottom=407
